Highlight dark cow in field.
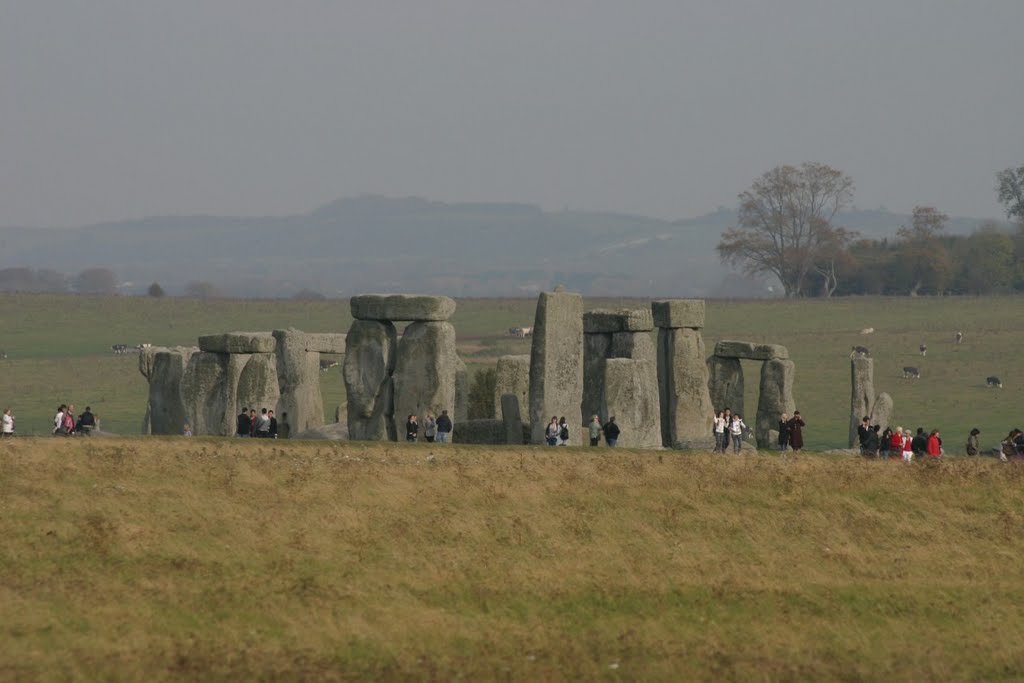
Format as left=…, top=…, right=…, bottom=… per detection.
left=319, top=359, right=339, bottom=372
left=919, top=343, right=927, bottom=356
left=903, top=366, right=921, bottom=379
left=850, top=345, right=870, bottom=357
left=987, top=376, right=1003, bottom=388
left=111, top=344, right=129, bottom=355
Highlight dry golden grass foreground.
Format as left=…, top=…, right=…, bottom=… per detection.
left=2, top=438, right=1024, bottom=681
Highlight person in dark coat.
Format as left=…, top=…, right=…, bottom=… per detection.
left=857, top=416, right=871, bottom=446
left=861, top=425, right=880, bottom=457
left=787, top=411, right=806, bottom=451
left=268, top=410, right=278, bottom=438
left=405, top=414, right=418, bottom=442
left=911, top=428, right=927, bottom=456
left=237, top=408, right=250, bottom=437
left=603, top=417, right=620, bottom=447
left=778, top=413, right=791, bottom=451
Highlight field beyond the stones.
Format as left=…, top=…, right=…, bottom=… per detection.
left=1, top=293, right=1023, bottom=449
left=2, top=438, right=1024, bottom=680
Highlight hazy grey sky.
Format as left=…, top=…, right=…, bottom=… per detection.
left=2, top=1, right=1022, bottom=227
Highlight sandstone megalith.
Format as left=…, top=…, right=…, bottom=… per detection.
left=603, top=358, right=662, bottom=448
left=273, top=328, right=326, bottom=435
left=707, top=355, right=744, bottom=418
left=493, top=355, right=530, bottom=419
left=392, top=321, right=458, bottom=440
left=343, top=320, right=397, bottom=441
left=755, top=359, right=796, bottom=448
left=350, top=294, right=456, bottom=322
left=500, top=393, right=525, bottom=445
left=528, top=291, right=584, bottom=445
left=849, top=357, right=875, bottom=447
left=139, top=346, right=196, bottom=435
left=653, top=300, right=714, bottom=449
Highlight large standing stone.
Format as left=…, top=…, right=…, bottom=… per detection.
left=274, top=329, right=326, bottom=436
left=870, top=392, right=894, bottom=434
left=657, top=327, right=715, bottom=448
left=180, top=352, right=279, bottom=436
left=528, top=291, right=584, bottom=445
left=392, top=321, right=458, bottom=440
left=454, top=355, right=468, bottom=423
left=849, top=357, right=875, bottom=447
left=755, top=359, right=796, bottom=449
left=236, top=353, right=281, bottom=419
left=500, top=393, right=525, bottom=445
left=610, top=331, right=655, bottom=361
left=493, top=355, right=530, bottom=419
left=583, top=308, right=654, bottom=334
left=197, top=332, right=276, bottom=354
left=708, top=355, right=745, bottom=417
left=141, top=346, right=196, bottom=435
left=343, top=320, right=397, bottom=441
left=714, top=340, right=789, bottom=361
left=603, top=359, right=662, bottom=448
left=350, top=294, right=456, bottom=322
left=581, top=333, right=611, bottom=427
left=301, top=333, right=347, bottom=354
left=651, top=299, right=705, bottom=329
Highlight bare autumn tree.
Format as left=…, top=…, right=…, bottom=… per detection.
left=897, top=206, right=952, bottom=296
left=717, top=163, right=855, bottom=297
left=996, top=165, right=1024, bottom=221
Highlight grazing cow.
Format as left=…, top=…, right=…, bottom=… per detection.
left=111, top=344, right=128, bottom=355
left=987, top=376, right=1003, bottom=388
left=859, top=327, right=874, bottom=335
left=919, top=343, right=927, bottom=356
left=0, top=350, right=7, bottom=359
left=319, top=359, right=339, bottom=372
left=850, top=345, right=870, bottom=357
left=508, top=326, right=534, bottom=338
left=521, top=326, right=533, bottom=337
left=903, top=366, right=921, bottom=379
left=136, top=343, right=152, bottom=350
left=955, top=331, right=963, bottom=344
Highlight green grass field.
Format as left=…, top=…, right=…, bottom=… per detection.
left=1, top=293, right=1022, bottom=449
left=2, top=439, right=1024, bottom=680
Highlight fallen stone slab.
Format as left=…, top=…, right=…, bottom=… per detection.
left=350, top=294, right=456, bottom=322
left=651, top=299, right=705, bottom=329
left=198, top=332, right=276, bottom=354
left=714, top=340, right=789, bottom=360
left=583, top=308, right=654, bottom=334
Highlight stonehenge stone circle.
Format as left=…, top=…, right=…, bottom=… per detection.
left=653, top=300, right=714, bottom=449
left=344, top=320, right=398, bottom=441
left=392, top=321, right=459, bottom=440
left=707, top=355, right=744, bottom=419
left=603, top=358, right=662, bottom=448
left=494, top=355, right=530, bottom=419
left=181, top=351, right=280, bottom=436
left=755, top=359, right=796, bottom=449
left=350, top=294, right=456, bottom=322
left=528, top=290, right=584, bottom=445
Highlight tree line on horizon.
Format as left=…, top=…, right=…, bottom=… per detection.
left=718, top=163, right=1024, bottom=297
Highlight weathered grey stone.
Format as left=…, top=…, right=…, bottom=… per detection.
left=755, top=359, right=796, bottom=448
left=392, top=321, right=458, bottom=440
left=350, top=294, right=456, bottom=322
left=302, top=332, right=347, bottom=354
left=581, top=333, right=611, bottom=427
left=343, top=320, right=397, bottom=441
left=528, top=291, right=584, bottom=445
left=500, top=393, right=526, bottom=444
left=849, top=357, right=875, bottom=447
left=138, top=346, right=159, bottom=380
left=493, top=355, right=530, bottom=419
left=181, top=352, right=279, bottom=436
left=603, top=359, right=662, bottom=448
left=708, top=355, right=745, bottom=417
left=714, top=340, right=789, bottom=360
left=657, top=327, right=715, bottom=448
left=197, top=332, right=276, bottom=354
left=652, top=299, right=705, bottom=329
left=452, top=419, right=506, bottom=445
left=273, top=329, right=325, bottom=436
left=870, top=392, right=894, bottom=434
left=147, top=347, right=196, bottom=435
left=610, top=331, right=656, bottom=362
left=294, top=422, right=349, bottom=440
left=583, top=308, right=654, bottom=334
left=454, top=355, right=468, bottom=423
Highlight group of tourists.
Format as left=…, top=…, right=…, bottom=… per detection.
left=405, top=410, right=453, bottom=443
left=236, top=407, right=288, bottom=439
left=857, top=419, right=943, bottom=461
left=52, top=403, right=98, bottom=436
left=584, top=415, right=620, bottom=447
left=711, top=408, right=806, bottom=454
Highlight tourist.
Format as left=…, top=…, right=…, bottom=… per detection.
left=787, top=411, right=805, bottom=452
left=183, top=423, right=193, bottom=437
left=861, top=425, right=880, bottom=457
left=857, top=416, right=871, bottom=447
left=545, top=416, right=559, bottom=446
left=424, top=414, right=437, bottom=443
left=435, top=410, right=452, bottom=443
left=778, top=412, right=791, bottom=451
left=78, top=406, right=97, bottom=435
left=2, top=407, right=14, bottom=437
left=966, top=428, right=980, bottom=456
left=268, top=410, right=278, bottom=438
left=279, top=412, right=291, bottom=439
left=880, top=427, right=893, bottom=458
left=236, top=408, right=250, bottom=437
left=558, top=417, right=570, bottom=446
left=901, top=428, right=914, bottom=463
left=405, top=414, right=418, bottom=442
left=588, top=415, right=602, bottom=446
left=603, top=417, right=620, bottom=447
left=248, top=409, right=257, bottom=437
left=256, top=408, right=271, bottom=437
left=713, top=410, right=727, bottom=453
left=927, top=429, right=942, bottom=458
left=62, top=404, right=76, bottom=436
left=53, top=404, right=66, bottom=435
left=911, top=428, right=927, bottom=457
left=729, top=414, right=747, bottom=454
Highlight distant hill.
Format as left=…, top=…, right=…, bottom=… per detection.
left=0, top=197, right=997, bottom=298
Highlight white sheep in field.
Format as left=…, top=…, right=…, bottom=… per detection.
left=859, top=327, right=874, bottom=335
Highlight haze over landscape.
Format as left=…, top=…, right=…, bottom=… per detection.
left=2, top=3, right=1022, bottom=295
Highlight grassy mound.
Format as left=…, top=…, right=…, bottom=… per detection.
left=2, top=438, right=1023, bottom=679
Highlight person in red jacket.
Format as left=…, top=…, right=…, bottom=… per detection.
left=927, top=429, right=942, bottom=458
left=889, top=427, right=904, bottom=460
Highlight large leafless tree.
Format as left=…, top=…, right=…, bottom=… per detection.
left=717, top=162, right=855, bottom=297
